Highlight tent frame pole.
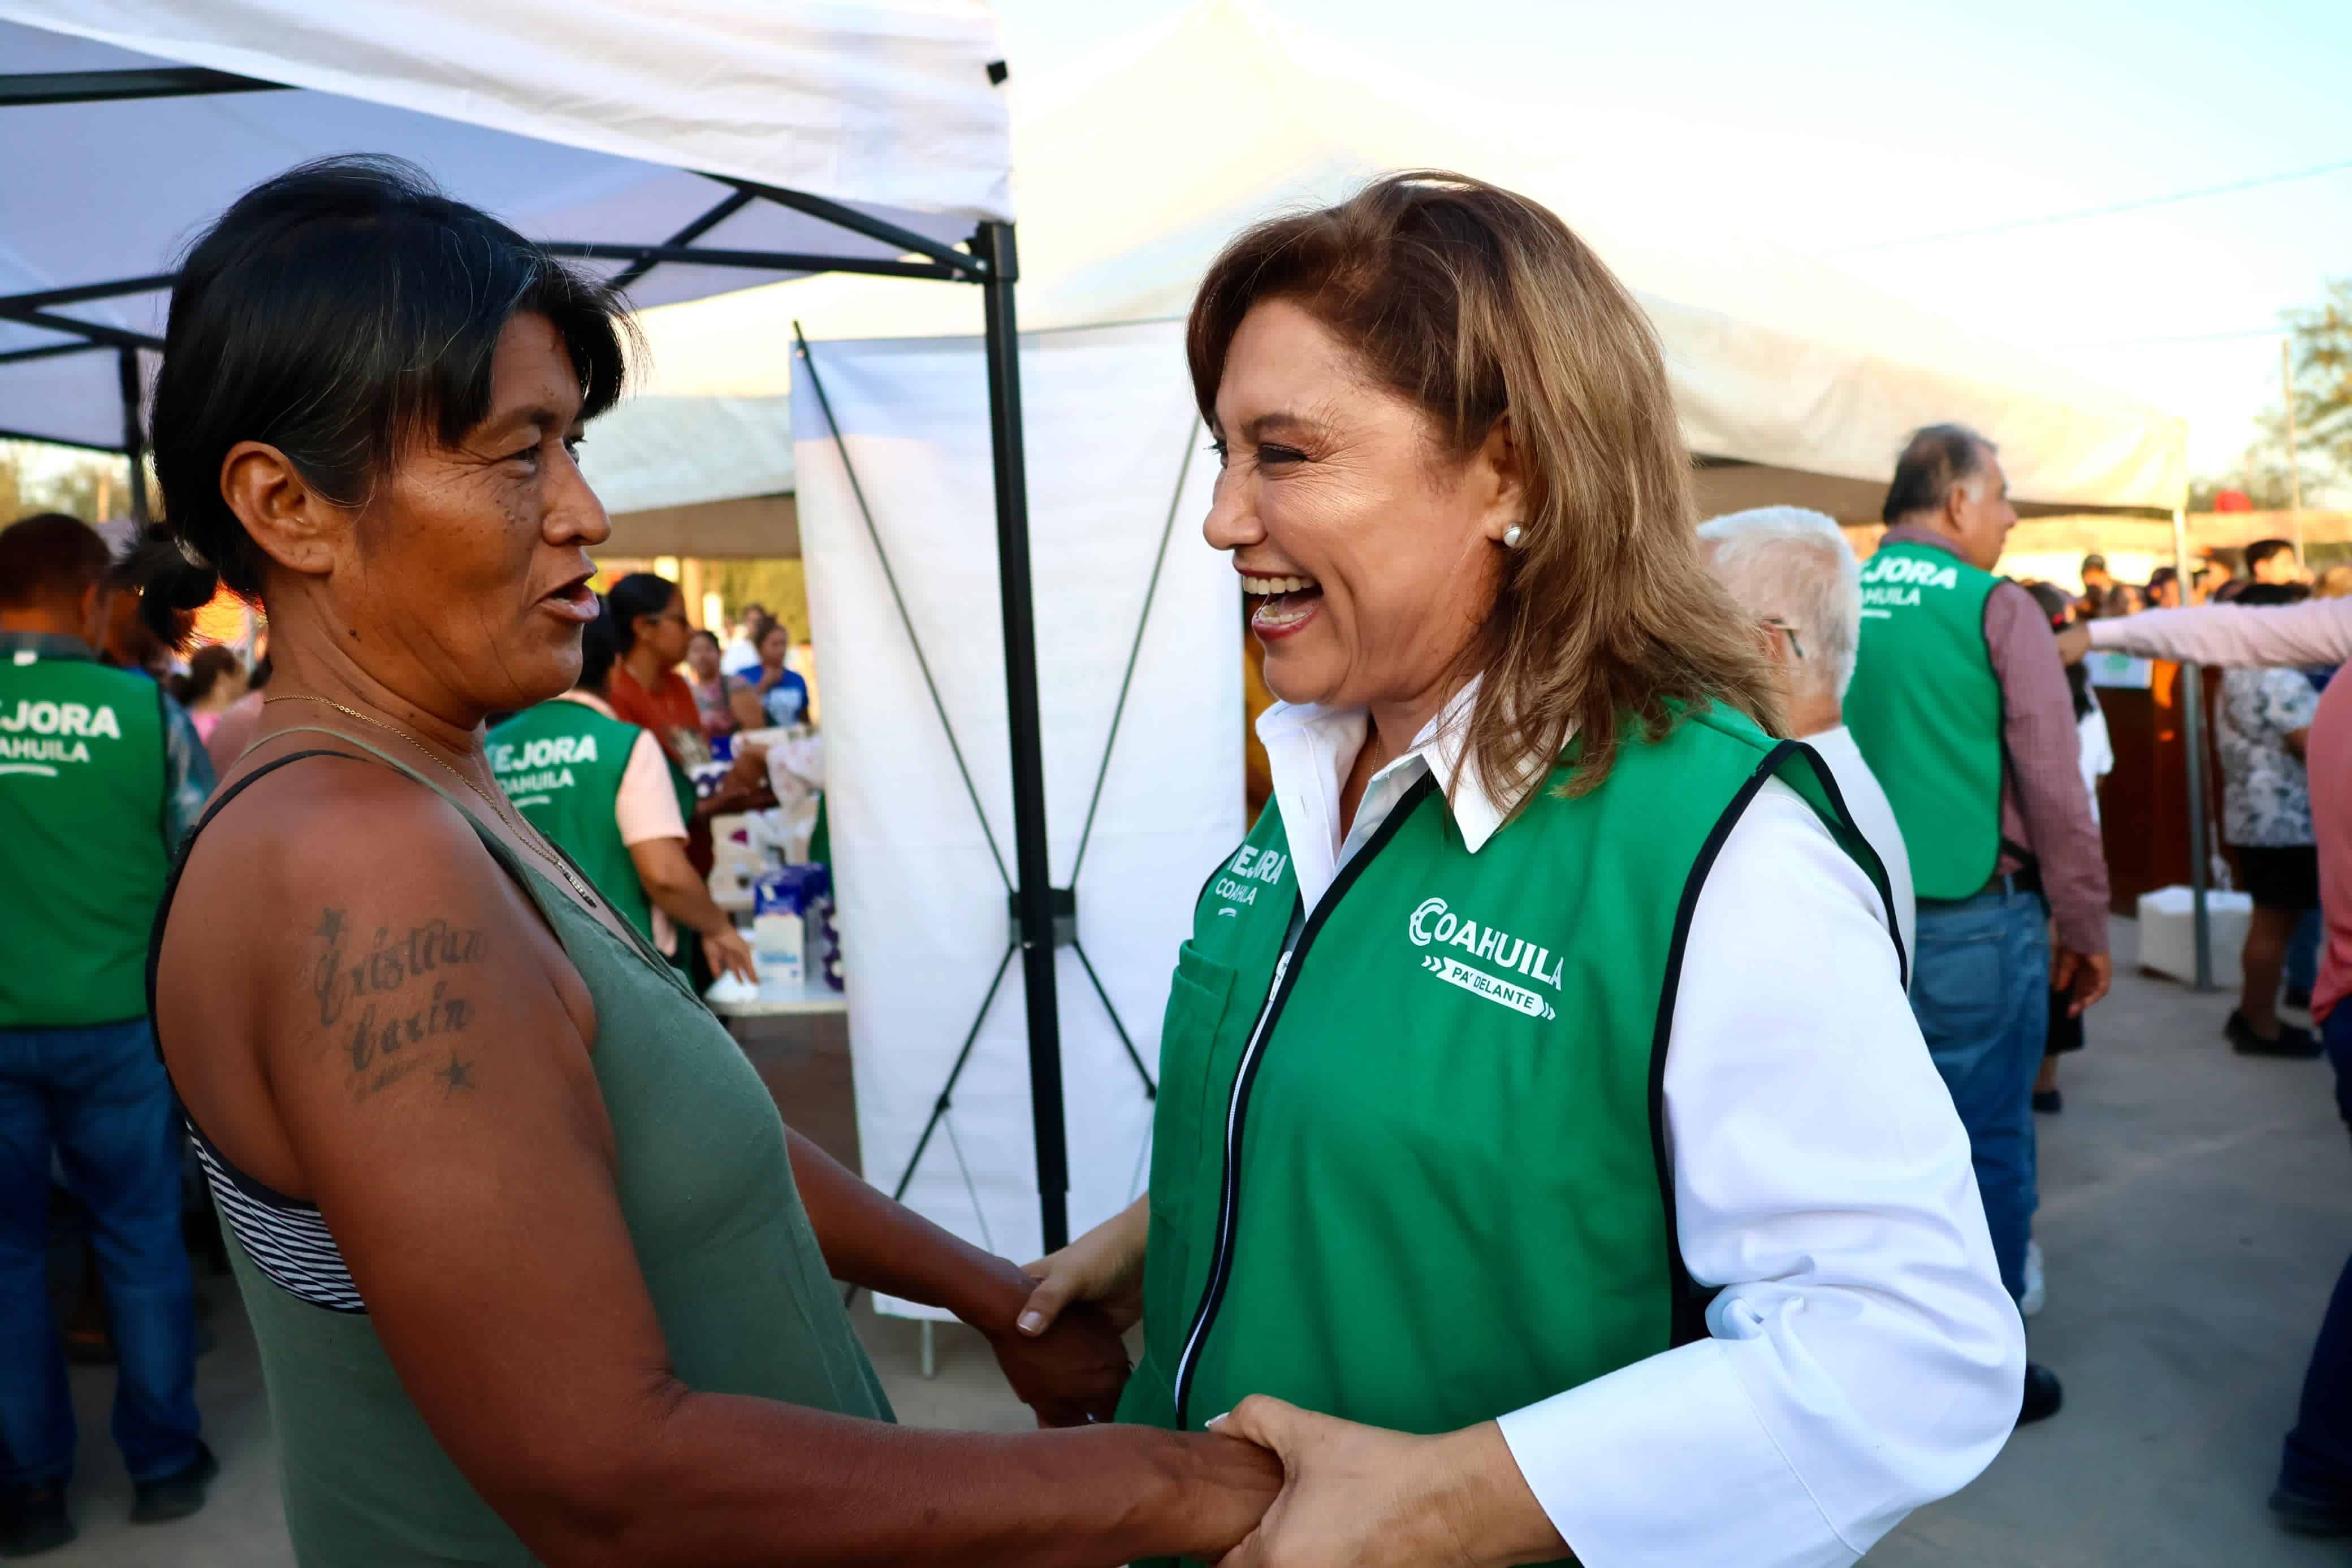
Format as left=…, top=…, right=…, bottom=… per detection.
left=0, top=67, right=287, bottom=107
left=2, top=127, right=1076, bottom=1250
left=117, top=348, right=148, bottom=524
left=973, top=219, right=1069, bottom=1253
left=710, top=176, right=986, bottom=279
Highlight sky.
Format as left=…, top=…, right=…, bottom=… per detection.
left=994, top=0, right=2352, bottom=486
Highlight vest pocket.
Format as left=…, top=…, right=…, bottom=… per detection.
left=1143, top=942, right=1239, bottom=1349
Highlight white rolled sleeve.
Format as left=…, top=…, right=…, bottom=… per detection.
left=613, top=730, right=688, bottom=847
left=613, top=729, right=689, bottom=956
left=1496, top=782, right=2025, bottom=1567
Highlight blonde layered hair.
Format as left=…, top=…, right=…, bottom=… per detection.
left=1187, top=171, right=1778, bottom=808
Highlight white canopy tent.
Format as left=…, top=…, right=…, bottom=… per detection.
left=792, top=321, right=1238, bottom=1313
left=0, top=2, right=1008, bottom=445
left=0, top=0, right=1101, bottom=1249
left=626, top=0, right=2190, bottom=523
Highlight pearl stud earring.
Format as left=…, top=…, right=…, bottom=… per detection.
left=1502, top=523, right=1526, bottom=550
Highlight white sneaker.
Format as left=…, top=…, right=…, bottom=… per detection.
left=2021, top=1240, right=2047, bottom=1317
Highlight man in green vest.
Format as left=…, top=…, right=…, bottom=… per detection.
left=0, top=514, right=219, bottom=1552
left=1845, top=426, right=2113, bottom=1426
left=490, top=597, right=756, bottom=986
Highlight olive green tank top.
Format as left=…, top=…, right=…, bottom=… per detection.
left=152, top=729, right=889, bottom=1566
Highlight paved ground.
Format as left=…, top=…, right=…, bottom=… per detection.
left=1870, top=918, right=2352, bottom=1567
left=33, top=915, right=2352, bottom=1565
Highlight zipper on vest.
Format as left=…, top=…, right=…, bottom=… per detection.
left=1170, top=946, right=1291, bottom=1424
left=1169, top=774, right=1437, bottom=1428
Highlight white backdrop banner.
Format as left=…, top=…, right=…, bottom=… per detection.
left=792, top=320, right=1239, bottom=1318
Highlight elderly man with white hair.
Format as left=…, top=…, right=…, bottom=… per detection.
left=1697, top=506, right=1916, bottom=966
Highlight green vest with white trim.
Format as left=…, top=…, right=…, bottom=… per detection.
left=1843, top=539, right=2006, bottom=900
left=489, top=699, right=688, bottom=951
left=0, top=651, right=170, bottom=1028
left=1115, top=703, right=1892, bottom=1568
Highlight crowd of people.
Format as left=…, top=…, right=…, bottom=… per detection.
left=0, top=150, right=2345, bottom=1565
left=2047, top=540, right=2341, bottom=1060
left=1684, top=450, right=2352, bottom=1526
left=1685, top=426, right=2105, bottom=1430
left=0, top=516, right=223, bottom=1552
left=2055, top=547, right=2352, bottom=1537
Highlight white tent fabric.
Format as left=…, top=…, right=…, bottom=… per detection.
left=793, top=321, right=1238, bottom=1313
left=578, top=397, right=793, bottom=517
left=633, top=0, right=2189, bottom=515
left=0, top=0, right=1011, bottom=448
left=6, top=1, right=1142, bottom=1272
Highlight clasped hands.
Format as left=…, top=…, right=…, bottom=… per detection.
left=996, top=1212, right=1565, bottom=1567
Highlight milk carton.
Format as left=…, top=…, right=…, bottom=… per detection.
left=752, top=864, right=831, bottom=987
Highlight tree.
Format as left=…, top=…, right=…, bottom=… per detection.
left=2187, top=279, right=2352, bottom=510
left=36, top=460, right=108, bottom=522
left=2287, top=277, right=2352, bottom=484
left=0, top=439, right=130, bottom=525
left=2188, top=461, right=2299, bottom=513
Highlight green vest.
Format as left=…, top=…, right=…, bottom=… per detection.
left=489, top=699, right=689, bottom=951
left=0, top=652, right=169, bottom=1027
left=1116, top=705, right=1890, bottom=1568
left=1844, top=538, right=2005, bottom=899
left=192, top=731, right=888, bottom=1565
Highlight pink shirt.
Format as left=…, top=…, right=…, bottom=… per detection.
left=2090, top=598, right=2352, bottom=1019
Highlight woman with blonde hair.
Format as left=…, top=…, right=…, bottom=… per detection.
left=1017, top=172, right=2022, bottom=1566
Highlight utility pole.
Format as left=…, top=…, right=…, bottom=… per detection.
left=2284, top=337, right=2305, bottom=562
left=2176, top=504, right=2213, bottom=990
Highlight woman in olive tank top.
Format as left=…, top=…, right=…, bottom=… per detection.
left=136, top=157, right=1276, bottom=1566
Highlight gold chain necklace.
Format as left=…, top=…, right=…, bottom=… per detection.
left=262, top=693, right=596, bottom=903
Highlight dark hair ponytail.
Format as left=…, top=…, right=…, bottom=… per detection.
left=112, top=525, right=221, bottom=644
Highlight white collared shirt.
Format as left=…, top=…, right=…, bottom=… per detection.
left=1796, top=722, right=1918, bottom=975
left=1255, top=689, right=2022, bottom=1567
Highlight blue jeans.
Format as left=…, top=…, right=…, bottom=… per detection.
left=2282, top=1247, right=2352, bottom=1500
left=2290, top=909, right=2324, bottom=999
left=2325, top=1004, right=2352, bottom=1132
left=0, top=1020, right=201, bottom=1487
left=1910, top=890, right=2049, bottom=1303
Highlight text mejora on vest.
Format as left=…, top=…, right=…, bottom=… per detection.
left=1857, top=551, right=1960, bottom=617
left=0, top=699, right=120, bottom=769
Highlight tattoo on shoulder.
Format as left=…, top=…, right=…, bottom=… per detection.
left=310, top=907, right=485, bottom=1101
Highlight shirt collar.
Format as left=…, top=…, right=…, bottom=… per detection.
left=1255, top=675, right=1524, bottom=855
left=553, top=690, right=618, bottom=720
left=1876, top=522, right=1964, bottom=559
left=0, top=630, right=97, bottom=665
